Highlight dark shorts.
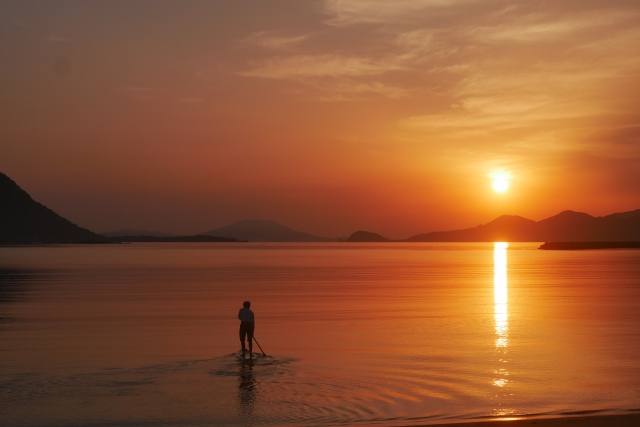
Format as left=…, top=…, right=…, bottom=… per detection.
left=239, top=322, right=254, bottom=341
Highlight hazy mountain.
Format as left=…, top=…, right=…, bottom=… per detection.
left=4, top=168, right=637, bottom=244
left=405, top=209, right=640, bottom=242
left=106, top=235, right=240, bottom=243
left=101, top=228, right=175, bottom=238
left=201, top=219, right=336, bottom=242
left=0, top=172, right=106, bottom=244
left=346, top=231, right=390, bottom=242
left=535, top=209, right=640, bottom=241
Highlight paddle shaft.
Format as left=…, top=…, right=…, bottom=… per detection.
left=253, top=336, right=267, bottom=356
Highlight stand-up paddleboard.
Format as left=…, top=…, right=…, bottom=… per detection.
left=235, top=350, right=255, bottom=362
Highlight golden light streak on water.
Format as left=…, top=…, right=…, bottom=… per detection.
left=493, top=242, right=509, bottom=389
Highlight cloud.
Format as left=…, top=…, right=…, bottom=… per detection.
left=239, top=54, right=404, bottom=79
left=390, top=5, right=640, bottom=145
left=472, top=9, right=639, bottom=42
left=238, top=0, right=640, bottom=136
left=404, top=108, right=586, bottom=134
left=313, top=81, right=410, bottom=101
left=323, top=0, right=468, bottom=26
left=242, top=31, right=309, bottom=50
left=238, top=51, right=411, bottom=100
left=506, top=132, right=571, bottom=153
left=403, top=67, right=610, bottom=134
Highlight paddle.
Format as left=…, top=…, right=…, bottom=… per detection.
left=253, top=336, right=268, bottom=357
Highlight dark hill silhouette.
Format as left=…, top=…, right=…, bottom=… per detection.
left=201, top=219, right=336, bottom=242
left=405, top=209, right=640, bottom=242
left=346, top=231, right=390, bottom=242
left=107, top=235, right=241, bottom=243
left=0, top=172, right=106, bottom=244
left=405, top=215, right=536, bottom=242
left=535, top=210, right=597, bottom=241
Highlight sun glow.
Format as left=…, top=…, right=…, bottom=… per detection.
left=490, top=172, right=511, bottom=193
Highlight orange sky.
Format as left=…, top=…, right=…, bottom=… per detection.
left=1, top=1, right=639, bottom=238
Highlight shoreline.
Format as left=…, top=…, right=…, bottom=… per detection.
left=382, top=413, right=640, bottom=427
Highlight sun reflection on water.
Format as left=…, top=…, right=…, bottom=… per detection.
left=494, top=242, right=508, bottom=353
left=493, top=242, right=510, bottom=390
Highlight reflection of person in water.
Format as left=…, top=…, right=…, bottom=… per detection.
left=238, top=363, right=257, bottom=415
left=238, top=301, right=255, bottom=358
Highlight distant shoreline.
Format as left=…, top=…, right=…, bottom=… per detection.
left=538, top=242, right=640, bottom=250
left=106, top=235, right=244, bottom=243
left=0, top=235, right=245, bottom=246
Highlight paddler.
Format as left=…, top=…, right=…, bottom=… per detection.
left=238, top=301, right=255, bottom=358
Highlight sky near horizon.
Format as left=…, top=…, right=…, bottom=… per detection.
left=1, top=0, right=639, bottom=238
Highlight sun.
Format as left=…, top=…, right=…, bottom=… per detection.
left=493, top=177, right=509, bottom=193
left=490, top=172, right=510, bottom=193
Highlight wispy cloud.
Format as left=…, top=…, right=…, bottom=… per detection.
left=240, top=2, right=640, bottom=109
left=472, top=9, right=638, bottom=42
left=239, top=54, right=404, bottom=79
left=312, top=81, right=410, bottom=101
left=323, top=0, right=468, bottom=26
left=403, top=63, right=621, bottom=136
left=378, top=5, right=640, bottom=151
left=403, top=105, right=597, bottom=134
left=242, top=31, right=309, bottom=50
left=236, top=0, right=640, bottom=152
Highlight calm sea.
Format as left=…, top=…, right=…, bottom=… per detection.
left=1, top=243, right=639, bottom=427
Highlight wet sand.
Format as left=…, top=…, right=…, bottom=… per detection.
left=393, top=413, right=640, bottom=427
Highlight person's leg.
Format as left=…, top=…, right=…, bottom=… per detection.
left=248, top=324, right=254, bottom=357
left=240, top=324, right=246, bottom=355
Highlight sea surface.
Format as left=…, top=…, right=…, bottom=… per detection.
left=1, top=243, right=639, bottom=427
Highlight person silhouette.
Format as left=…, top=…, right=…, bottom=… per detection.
left=238, top=301, right=255, bottom=358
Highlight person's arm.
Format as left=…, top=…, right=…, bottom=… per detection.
left=238, top=309, right=242, bottom=320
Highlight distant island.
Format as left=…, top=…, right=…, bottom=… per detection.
left=101, top=220, right=341, bottom=243
left=200, top=219, right=338, bottom=242
left=402, top=210, right=640, bottom=242
left=344, top=209, right=640, bottom=243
